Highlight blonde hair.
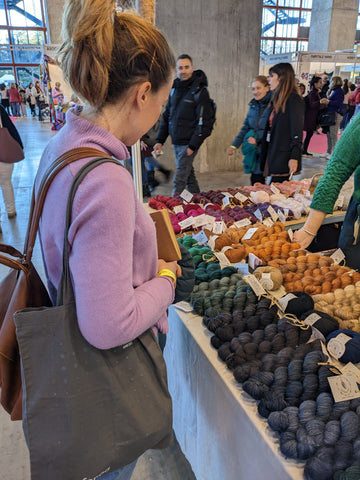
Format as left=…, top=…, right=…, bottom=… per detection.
left=330, top=76, right=343, bottom=91
left=56, top=0, right=175, bottom=108
left=269, top=63, right=300, bottom=114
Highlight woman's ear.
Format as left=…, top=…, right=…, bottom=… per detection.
left=134, top=81, right=152, bottom=110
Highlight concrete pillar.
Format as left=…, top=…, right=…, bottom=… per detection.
left=308, top=0, right=358, bottom=52
left=155, top=0, right=263, bottom=174
left=45, top=0, right=63, bottom=44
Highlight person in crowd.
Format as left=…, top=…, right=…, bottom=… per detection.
left=34, top=80, right=45, bottom=121
left=51, top=81, right=64, bottom=104
left=18, top=84, right=27, bottom=117
left=319, top=76, right=344, bottom=159
left=261, top=62, right=304, bottom=183
left=227, top=75, right=272, bottom=185
left=34, top=2, right=182, bottom=478
left=339, top=78, right=350, bottom=132
left=7, top=83, right=21, bottom=117
left=294, top=114, right=360, bottom=269
left=302, top=75, right=322, bottom=157
left=349, top=82, right=360, bottom=119
left=320, top=74, right=330, bottom=98
left=153, top=54, right=215, bottom=195
left=0, top=105, right=22, bottom=221
left=26, top=83, right=36, bottom=117
left=298, top=83, right=306, bottom=96
left=0, top=83, right=10, bottom=114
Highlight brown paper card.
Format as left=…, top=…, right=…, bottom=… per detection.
left=150, top=209, right=181, bottom=262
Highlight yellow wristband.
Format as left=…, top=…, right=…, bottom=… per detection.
left=157, top=269, right=177, bottom=286
left=230, top=145, right=237, bottom=150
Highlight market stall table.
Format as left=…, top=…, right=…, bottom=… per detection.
left=164, top=304, right=306, bottom=480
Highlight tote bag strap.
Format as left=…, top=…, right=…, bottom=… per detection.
left=24, top=147, right=112, bottom=263
left=57, top=157, right=122, bottom=305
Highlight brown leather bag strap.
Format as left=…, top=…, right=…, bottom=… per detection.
left=24, top=147, right=113, bottom=262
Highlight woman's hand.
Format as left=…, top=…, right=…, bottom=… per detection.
left=288, top=159, right=298, bottom=174
left=227, top=147, right=236, bottom=156
left=293, top=228, right=315, bottom=249
left=157, top=259, right=182, bottom=278
left=320, top=98, right=329, bottom=105
left=247, top=137, right=257, bottom=145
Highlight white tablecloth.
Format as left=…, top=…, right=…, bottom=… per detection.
left=164, top=304, right=305, bottom=480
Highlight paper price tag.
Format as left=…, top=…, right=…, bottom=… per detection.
left=193, top=214, right=208, bottom=228
left=270, top=184, right=280, bottom=195
left=327, top=333, right=352, bottom=359
left=331, top=248, right=345, bottom=265
left=173, top=205, right=184, bottom=214
left=287, top=228, right=294, bottom=241
left=278, top=293, right=297, bottom=311
left=242, top=227, right=258, bottom=240
left=221, top=191, right=233, bottom=198
left=328, top=374, right=360, bottom=403
left=267, top=205, right=279, bottom=222
left=244, top=274, right=267, bottom=296
left=214, top=251, right=231, bottom=266
left=222, top=196, right=230, bottom=207
left=207, top=235, right=217, bottom=251
left=304, top=190, right=311, bottom=198
left=213, top=221, right=225, bottom=235
left=303, top=312, right=322, bottom=326
left=260, top=272, right=274, bottom=290
left=341, top=363, right=360, bottom=384
left=192, top=230, right=208, bottom=245
left=235, top=192, right=248, bottom=203
left=254, top=209, right=263, bottom=221
left=178, top=217, right=195, bottom=230
left=234, top=218, right=252, bottom=228
left=235, top=263, right=249, bottom=275
left=284, top=208, right=289, bottom=217
left=180, top=189, right=193, bottom=203
left=205, top=215, right=216, bottom=226
left=263, top=217, right=274, bottom=227
left=248, top=252, right=263, bottom=270
left=278, top=210, right=286, bottom=224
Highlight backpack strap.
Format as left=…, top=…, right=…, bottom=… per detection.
left=24, top=147, right=112, bottom=263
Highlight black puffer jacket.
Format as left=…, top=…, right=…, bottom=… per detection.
left=156, top=70, right=213, bottom=151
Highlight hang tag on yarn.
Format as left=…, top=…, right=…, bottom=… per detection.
left=192, top=230, right=208, bottom=245
left=327, top=333, right=352, bottom=360
left=222, top=196, right=230, bottom=207
left=283, top=208, right=289, bottom=218
left=330, top=248, right=345, bottom=265
left=235, top=192, right=248, bottom=203
left=328, top=374, right=360, bottom=403
left=278, top=293, right=297, bottom=312
left=235, top=263, right=249, bottom=275
left=304, top=190, right=311, bottom=198
left=178, top=216, right=195, bottom=230
left=278, top=210, right=286, bottom=224
left=270, top=184, right=280, bottom=195
left=254, top=209, right=263, bottom=221
left=221, top=192, right=233, bottom=198
left=213, top=221, right=226, bottom=235
left=180, top=189, right=193, bottom=203
left=244, top=274, right=267, bottom=297
left=193, top=214, right=208, bottom=228
left=334, top=194, right=344, bottom=210
left=242, top=227, right=258, bottom=240
left=214, top=251, right=231, bottom=267
left=267, top=205, right=279, bottom=222
left=263, top=217, right=274, bottom=227
left=234, top=218, right=252, bottom=228
left=207, top=234, right=217, bottom=251
left=303, top=312, right=322, bottom=327
left=260, top=273, right=274, bottom=290
left=341, top=363, right=360, bottom=384
left=173, top=205, right=184, bottom=214
left=287, top=228, right=294, bottom=241
left=248, top=252, right=263, bottom=270
left=205, top=215, right=215, bottom=226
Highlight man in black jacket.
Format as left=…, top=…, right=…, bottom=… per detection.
left=153, top=54, right=214, bottom=195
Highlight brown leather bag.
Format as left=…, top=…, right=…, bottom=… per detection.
left=0, top=147, right=110, bottom=420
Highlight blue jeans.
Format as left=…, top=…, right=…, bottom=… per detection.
left=172, top=144, right=200, bottom=195
left=338, top=196, right=360, bottom=270
left=99, top=459, right=137, bottom=480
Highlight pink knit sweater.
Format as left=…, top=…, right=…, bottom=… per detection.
left=35, top=108, right=174, bottom=349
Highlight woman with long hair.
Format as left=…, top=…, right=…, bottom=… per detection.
left=33, top=2, right=181, bottom=478
left=227, top=75, right=272, bottom=185
left=320, top=76, right=344, bottom=159
left=261, top=62, right=304, bottom=183
left=302, top=75, right=322, bottom=157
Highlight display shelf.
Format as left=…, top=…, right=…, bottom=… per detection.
left=164, top=304, right=305, bottom=480
left=284, top=211, right=346, bottom=231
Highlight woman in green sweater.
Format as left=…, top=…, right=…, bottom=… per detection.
left=294, top=113, right=360, bottom=269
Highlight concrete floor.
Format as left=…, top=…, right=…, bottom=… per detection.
left=0, top=115, right=329, bottom=480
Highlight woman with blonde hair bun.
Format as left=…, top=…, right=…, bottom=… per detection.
left=32, top=1, right=181, bottom=478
